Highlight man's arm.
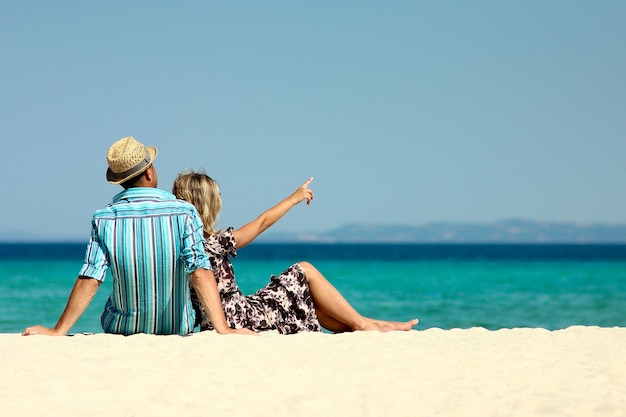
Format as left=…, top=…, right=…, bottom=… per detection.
left=22, top=276, right=101, bottom=336
left=189, top=268, right=256, bottom=335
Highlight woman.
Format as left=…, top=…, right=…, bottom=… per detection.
left=173, top=170, right=419, bottom=334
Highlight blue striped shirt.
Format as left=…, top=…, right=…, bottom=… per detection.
left=79, top=187, right=211, bottom=335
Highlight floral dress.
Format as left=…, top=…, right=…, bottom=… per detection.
left=190, top=227, right=322, bottom=334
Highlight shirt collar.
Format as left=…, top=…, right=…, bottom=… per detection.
left=112, top=187, right=176, bottom=203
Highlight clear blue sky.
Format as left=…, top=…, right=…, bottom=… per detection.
left=1, top=1, right=625, bottom=241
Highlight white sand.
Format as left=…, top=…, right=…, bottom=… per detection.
left=1, top=326, right=625, bottom=416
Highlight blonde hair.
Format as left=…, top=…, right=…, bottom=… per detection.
left=172, top=169, right=222, bottom=235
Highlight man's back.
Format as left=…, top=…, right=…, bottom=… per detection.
left=80, top=187, right=209, bottom=335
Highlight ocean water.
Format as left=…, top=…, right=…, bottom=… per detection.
left=1, top=243, right=625, bottom=333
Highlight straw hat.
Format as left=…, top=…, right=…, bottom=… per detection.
left=106, top=136, right=158, bottom=184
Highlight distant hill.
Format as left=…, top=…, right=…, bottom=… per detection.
left=258, top=219, right=626, bottom=243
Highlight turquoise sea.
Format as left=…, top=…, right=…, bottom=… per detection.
left=1, top=243, right=625, bottom=333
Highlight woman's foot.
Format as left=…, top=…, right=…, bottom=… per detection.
left=354, top=318, right=418, bottom=332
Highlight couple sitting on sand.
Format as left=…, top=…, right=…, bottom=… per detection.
left=23, top=136, right=418, bottom=337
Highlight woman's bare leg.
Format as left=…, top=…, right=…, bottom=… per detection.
left=300, top=262, right=418, bottom=332
left=314, top=310, right=352, bottom=333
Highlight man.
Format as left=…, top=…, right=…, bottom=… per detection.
left=23, top=136, right=253, bottom=336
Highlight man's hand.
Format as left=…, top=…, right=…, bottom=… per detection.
left=22, top=325, right=65, bottom=336
left=222, top=327, right=258, bottom=336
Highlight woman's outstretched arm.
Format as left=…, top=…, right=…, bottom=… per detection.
left=233, top=177, right=314, bottom=248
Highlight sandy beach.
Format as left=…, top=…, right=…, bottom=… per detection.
left=1, top=326, right=624, bottom=416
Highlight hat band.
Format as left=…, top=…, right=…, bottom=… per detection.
left=110, top=150, right=152, bottom=181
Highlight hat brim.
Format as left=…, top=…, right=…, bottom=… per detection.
left=106, top=146, right=158, bottom=185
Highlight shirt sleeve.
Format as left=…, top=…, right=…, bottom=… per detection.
left=181, top=210, right=212, bottom=273
left=77, top=221, right=110, bottom=281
